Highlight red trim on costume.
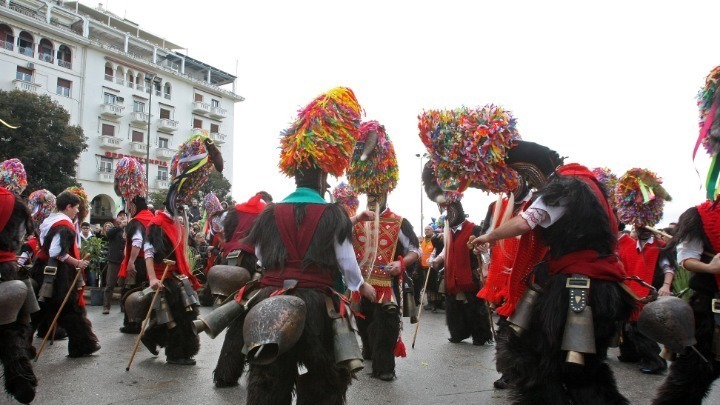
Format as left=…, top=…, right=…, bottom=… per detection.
left=696, top=201, right=720, bottom=291
left=444, top=221, right=477, bottom=295
left=150, top=211, right=199, bottom=288
left=118, top=210, right=154, bottom=278
left=0, top=187, right=13, bottom=231
left=0, top=250, right=17, bottom=263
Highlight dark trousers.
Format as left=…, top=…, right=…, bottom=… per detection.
left=103, top=262, right=121, bottom=309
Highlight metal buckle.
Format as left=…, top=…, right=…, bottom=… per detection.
left=226, top=250, right=241, bottom=259
left=43, top=266, right=57, bottom=276
left=712, top=298, right=720, bottom=314
left=566, top=277, right=590, bottom=289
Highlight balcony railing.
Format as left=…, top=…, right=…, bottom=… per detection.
left=135, top=83, right=145, bottom=92
left=164, top=93, right=171, bottom=100
left=98, top=135, right=122, bottom=150
left=156, top=148, right=175, bottom=160
left=100, top=103, right=125, bottom=120
left=210, top=132, right=227, bottom=144
left=18, top=46, right=33, bottom=57
left=58, top=59, right=71, bottom=69
left=115, top=77, right=125, bottom=86
left=130, top=111, right=149, bottom=127
left=0, top=40, right=13, bottom=51
left=12, top=79, right=40, bottom=93
left=97, top=170, right=114, bottom=183
left=192, top=101, right=211, bottom=115
left=156, top=178, right=171, bottom=189
left=104, top=74, right=114, bottom=81
left=157, top=118, right=179, bottom=132
left=210, top=106, right=228, bottom=119
left=39, top=53, right=53, bottom=63
left=129, top=142, right=148, bottom=155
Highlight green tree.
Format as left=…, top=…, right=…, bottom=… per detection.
left=0, top=90, right=87, bottom=195
left=193, top=171, right=233, bottom=204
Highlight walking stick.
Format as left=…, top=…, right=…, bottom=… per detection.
left=411, top=265, right=434, bottom=349
left=35, top=253, right=91, bottom=361
left=126, top=259, right=175, bottom=371
left=467, top=236, right=496, bottom=342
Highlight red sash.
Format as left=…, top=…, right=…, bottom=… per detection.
left=445, top=221, right=476, bottom=295
left=261, top=203, right=332, bottom=289
left=150, top=212, right=198, bottom=288
left=223, top=211, right=259, bottom=257
left=118, top=210, right=154, bottom=278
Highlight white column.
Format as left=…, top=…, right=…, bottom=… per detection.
left=206, top=69, right=211, bottom=83
left=180, top=57, right=185, bottom=74
left=152, top=47, right=157, bottom=64
left=124, top=34, right=129, bottom=53
left=46, top=4, right=52, bottom=23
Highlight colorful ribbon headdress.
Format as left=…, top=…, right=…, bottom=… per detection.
left=167, top=131, right=223, bottom=215
left=114, top=157, right=147, bottom=201
left=279, top=87, right=363, bottom=177
left=64, top=185, right=89, bottom=220
left=695, top=65, right=720, bottom=199
left=592, top=167, right=618, bottom=210
left=28, top=189, right=56, bottom=231
left=0, top=158, right=27, bottom=195
left=332, top=182, right=359, bottom=216
left=614, top=168, right=671, bottom=228
left=348, top=121, right=399, bottom=195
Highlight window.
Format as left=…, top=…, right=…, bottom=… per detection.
left=103, top=92, right=117, bottom=105
left=163, top=82, right=171, bottom=99
left=16, top=66, right=32, bottom=82
left=211, top=99, right=220, bottom=108
left=158, top=137, right=169, bottom=149
left=210, top=123, right=219, bottom=133
left=159, top=108, right=171, bottom=119
left=57, top=78, right=71, bottom=97
left=154, top=81, right=162, bottom=96
left=99, top=157, right=113, bottom=173
left=131, top=130, right=144, bottom=143
left=193, top=118, right=203, bottom=129
left=133, top=101, right=145, bottom=113
left=158, top=166, right=169, bottom=180
left=38, top=39, right=53, bottom=63
left=104, top=65, right=113, bottom=81
left=194, top=93, right=203, bottom=102
left=101, top=124, right=115, bottom=136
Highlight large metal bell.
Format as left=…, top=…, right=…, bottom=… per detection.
left=243, top=295, right=307, bottom=365
left=637, top=296, right=696, bottom=353
left=192, top=299, right=244, bottom=338
left=123, top=288, right=153, bottom=324
left=0, top=280, right=28, bottom=325
left=207, top=265, right=251, bottom=298
left=508, top=288, right=540, bottom=335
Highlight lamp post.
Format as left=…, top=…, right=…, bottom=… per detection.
left=145, top=74, right=162, bottom=190
left=416, top=153, right=424, bottom=232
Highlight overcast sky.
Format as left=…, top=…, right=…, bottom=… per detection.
left=107, top=0, right=719, bottom=231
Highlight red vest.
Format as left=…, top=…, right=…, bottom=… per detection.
left=261, top=203, right=332, bottom=290
left=445, top=221, right=477, bottom=295
left=697, top=201, right=720, bottom=290
left=118, top=209, right=154, bottom=278
left=223, top=210, right=259, bottom=257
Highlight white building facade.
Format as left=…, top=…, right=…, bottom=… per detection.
left=0, top=0, right=243, bottom=224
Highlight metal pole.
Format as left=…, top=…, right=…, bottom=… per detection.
left=416, top=154, right=424, bottom=231
left=145, top=76, right=153, bottom=191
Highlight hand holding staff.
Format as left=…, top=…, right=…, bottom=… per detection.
left=35, top=253, right=91, bottom=362
left=126, top=259, right=175, bottom=371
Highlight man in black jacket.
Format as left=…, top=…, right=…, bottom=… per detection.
left=102, top=211, right=127, bottom=314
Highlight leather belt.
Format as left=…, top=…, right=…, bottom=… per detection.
left=567, top=274, right=590, bottom=313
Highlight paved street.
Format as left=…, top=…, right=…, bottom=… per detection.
left=25, top=303, right=720, bottom=405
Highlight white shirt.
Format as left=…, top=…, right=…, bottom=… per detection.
left=520, top=196, right=568, bottom=229
left=40, top=212, right=75, bottom=262
left=676, top=238, right=704, bottom=267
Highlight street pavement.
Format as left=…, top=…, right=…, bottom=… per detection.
left=24, top=303, right=720, bottom=405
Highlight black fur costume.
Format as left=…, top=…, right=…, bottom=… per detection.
left=496, top=174, right=635, bottom=405
left=0, top=195, right=37, bottom=404
left=212, top=207, right=263, bottom=388
left=30, top=220, right=100, bottom=358
left=651, top=206, right=720, bottom=405
left=241, top=201, right=356, bottom=405
left=443, top=202, right=493, bottom=345
left=356, top=215, right=418, bottom=380
left=118, top=213, right=150, bottom=334
left=140, top=219, right=200, bottom=362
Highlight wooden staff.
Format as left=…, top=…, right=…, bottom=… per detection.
left=411, top=264, right=434, bottom=349
left=126, top=259, right=175, bottom=371
left=467, top=235, right=496, bottom=342
left=35, top=253, right=90, bottom=362
left=644, top=226, right=672, bottom=240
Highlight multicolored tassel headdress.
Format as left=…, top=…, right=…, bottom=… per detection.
left=0, top=158, right=27, bottom=195
left=592, top=167, right=618, bottom=210
left=614, top=168, right=671, bottom=228
left=418, top=105, right=521, bottom=195
left=348, top=120, right=398, bottom=195
left=64, top=185, right=89, bottom=221
left=695, top=65, right=720, bottom=199
left=167, top=131, right=223, bottom=215
left=114, top=157, right=147, bottom=201
left=332, top=182, right=359, bottom=217
left=279, top=87, right=363, bottom=178
left=28, top=189, right=55, bottom=231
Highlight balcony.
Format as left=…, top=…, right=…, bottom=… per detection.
left=192, top=101, right=211, bottom=115
left=210, top=105, right=228, bottom=119
left=157, top=118, right=179, bottom=132
left=100, top=103, right=125, bottom=120
left=115, top=77, right=125, bottom=86
left=0, top=40, right=12, bottom=51
left=39, top=53, right=53, bottom=63
left=129, top=142, right=148, bottom=155
left=97, top=169, right=114, bottom=183
left=58, top=59, right=71, bottom=69
left=135, top=83, right=145, bottom=92
left=18, top=46, right=33, bottom=57
left=12, top=79, right=40, bottom=93
left=130, top=111, right=149, bottom=127
left=156, top=178, right=171, bottom=189
left=98, top=135, right=122, bottom=150
left=210, top=132, right=227, bottom=144
left=156, top=147, right=176, bottom=160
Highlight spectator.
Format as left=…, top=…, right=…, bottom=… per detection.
left=188, top=198, right=201, bottom=223
left=147, top=203, right=155, bottom=214
left=220, top=201, right=228, bottom=210
left=79, top=222, right=94, bottom=246
left=102, top=211, right=127, bottom=314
